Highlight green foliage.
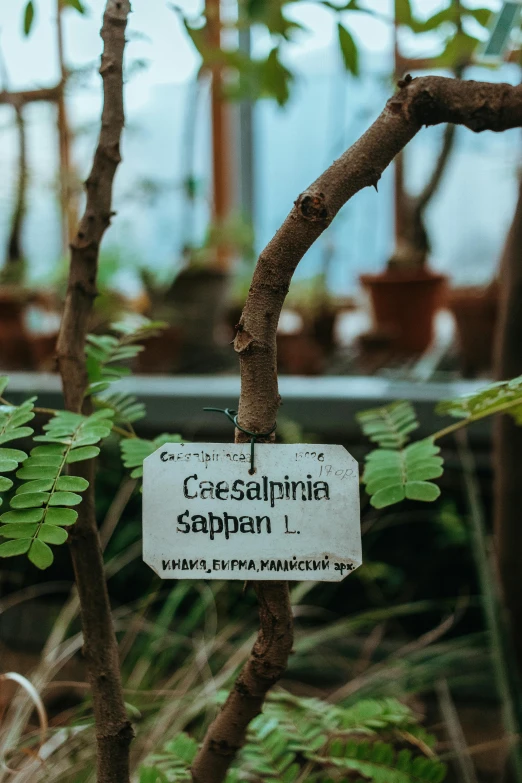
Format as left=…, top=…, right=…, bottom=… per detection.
left=141, top=694, right=446, bottom=783
left=358, top=402, right=443, bottom=509
left=86, top=317, right=165, bottom=395
left=140, top=734, right=198, bottom=782
left=360, top=376, right=522, bottom=510
left=394, top=0, right=492, bottom=69
left=0, top=409, right=113, bottom=569
left=337, top=23, right=359, bottom=76
left=260, top=47, right=294, bottom=107
left=436, top=374, right=522, bottom=423
left=63, top=0, right=86, bottom=12
left=363, top=440, right=443, bottom=509
left=23, top=1, right=35, bottom=35
left=121, top=433, right=183, bottom=481
left=87, top=317, right=166, bottom=427
left=357, top=401, right=419, bottom=449
left=0, top=379, right=35, bottom=505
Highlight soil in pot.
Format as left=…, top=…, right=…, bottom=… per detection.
left=360, top=269, right=447, bottom=355
left=448, top=284, right=498, bottom=377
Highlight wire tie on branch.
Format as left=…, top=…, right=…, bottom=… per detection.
left=203, top=407, right=276, bottom=474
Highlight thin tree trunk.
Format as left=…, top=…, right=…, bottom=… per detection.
left=5, top=103, right=27, bottom=280
left=56, top=0, right=78, bottom=252
left=55, top=2, right=133, bottom=782
left=206, top=0, right=233, bottom=271
left=191, top=75, right=522, bottom=782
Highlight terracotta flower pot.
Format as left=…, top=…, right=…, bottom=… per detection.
left=277, top=333, right=324, bottom=375
left=135, top=326, right=183, bottom=374
left=0, top=288, right=33, bottom=370
left=360, top=269, right=447, bottom=355
left=447, top=285, right=498, bottom=377
left=165, top=267, right=231, bottom=373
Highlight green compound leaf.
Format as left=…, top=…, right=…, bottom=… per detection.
left=1, top=409, right=113, bottom=567
left=142, top=692, right=446, bottom=783
left=362, top=439, right=443, bottom=509
left=86, top=318, right=166, bottom=421
left=28, top=539, right=54, bottom=570
left=121, top=433, right=184, bottom=481
left=437, top=375, right=522, bottom=425
left=357, top=401, right=418, bottom=450
left=0, top=539, right=31, bottom=557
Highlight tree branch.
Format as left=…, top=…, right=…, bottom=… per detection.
left=415, top=120, right=457, bottom=215
left=55, top=2, right=133, bottom=783
left=192, top=74, right=522, bottom=783
left=0, top=84, right=61, bottom=106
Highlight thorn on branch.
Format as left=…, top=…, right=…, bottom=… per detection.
left=234, top=327, right=255, bottom=354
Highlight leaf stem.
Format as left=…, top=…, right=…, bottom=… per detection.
left=432, top=396, right=522, bottom=442
left=0, top=396, right=135, bottom=440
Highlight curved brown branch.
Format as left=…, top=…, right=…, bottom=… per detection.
left=55, top=2, right=133, bottom=783
left=192, top=74, right=522, bottom=783
left=415, top=120, right=457, bottom=215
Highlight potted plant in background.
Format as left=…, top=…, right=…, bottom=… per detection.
left=360, top=0, right=491, bottom=357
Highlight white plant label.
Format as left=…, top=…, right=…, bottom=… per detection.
left=143, top=443, right=361, bottom=582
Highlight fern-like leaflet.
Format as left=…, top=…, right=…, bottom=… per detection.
left=0, top=408, right=114, bottom=569
left=360, top=377, right=522, bottom=509
left=358, top=402, right=443, bottom=509
left=436, top=374, right=522, bottom=423
left=86, top=317, right=166, bottom=428
left=0, top=376, right=35, bottom=505
left=140, top=694, right=446, bottom=783
left=121, top=433, right=183, bottom=480
left=357, top=401, right=419, bottom=449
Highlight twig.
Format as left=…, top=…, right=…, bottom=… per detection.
left=436, top=678, right=478, bottom=783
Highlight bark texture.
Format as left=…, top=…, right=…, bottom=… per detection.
left=494, top=178, right=522, bottom=672
left=191, top=581, right=293, bottom=783
left=55, top=2, right=133, bottom=782
left=192, top=74, right=522, bottom=783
